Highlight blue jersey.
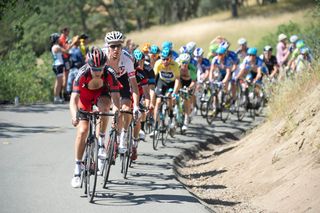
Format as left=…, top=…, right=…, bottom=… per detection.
left=240, top=56, right=268, bottom=74
left=212, top=55, right=234, bottom=76
left=195, top=58, right=210, bottom=74
left=172, top=50, right=179, bottom=60
left=227, top=50, right=239, bottom=65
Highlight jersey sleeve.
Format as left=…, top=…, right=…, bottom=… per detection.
left=122, top=50, right=135, bottom=79
left=106, top=66, right=120, bottom=92
left=153, top=60, right=161, bottom=77
left=189, top=64, right=197, bottom=81
left=172, top=61, right=180, bottom=79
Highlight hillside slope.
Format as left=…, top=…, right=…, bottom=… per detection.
left=176, top=84, right=320, bottom=212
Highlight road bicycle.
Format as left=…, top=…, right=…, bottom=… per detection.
left=152, top=94, right=171, bottom=150
left=78, top=109, right=115, bottom=203
left=174, top=87, right=191, bottom=135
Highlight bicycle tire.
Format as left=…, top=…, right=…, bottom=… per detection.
left=123, top=124, right=132, bottom=179
left=82, top=139, right=89, bottom=195
left=200, top=101, right=207, bottom=118
left=152, top=112, right=160, bottom=150
left=220, top=92, right=230, bottom=122
left=86, top=137, right=98, bottom=203
left=236, top=84, right=246, bottom=121
left=161, top=117, right=168, bottom=146
left=103, top=131, right=115, bottom=188
left=206, top=94, right=218, bottom=125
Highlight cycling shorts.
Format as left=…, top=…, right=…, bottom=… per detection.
left=155, top=78, right=175, bottom=96
left=52, top=64, right=64, bottom=77
left=117, top=73, right=131, bottom=100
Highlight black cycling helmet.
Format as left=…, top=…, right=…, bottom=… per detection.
left=87, top=47, right=107, bottom=67
left=50, top=33, right=60, bottom=44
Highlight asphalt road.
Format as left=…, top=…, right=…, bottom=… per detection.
left=0, top=104, right=262, bottom=213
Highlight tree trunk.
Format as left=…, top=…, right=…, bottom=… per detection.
left=231, top=0, right=238, bottom=18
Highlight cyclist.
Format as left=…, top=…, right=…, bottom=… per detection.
left=259, top=45, right=278, bottom=81
left=177, top=53, right=197, bottom=131
left=193, top=47, right=210, bottom=116
left=162, top=41, right=179, bottom=60
left=151, top=47, right=180, bottom=136
left=207, top=43, right=219, bottom=63
left=292, top=47, right=313, bottom=73
left=142, top=42, right=151, bottom=62
left=148, top=44, right=160, bottom=68
left=69, top=47, right=121, bottom=188
left=236, top=47, right=268, bottom=105
left=209, top=47, right=233, bottom=92
left=103, top=31, right=140, bottom=154
left=236, top=38, right=249, bottom=63
left=185, top=41, right=197, bottom=66
left=132, top=49, right=151, bottom=160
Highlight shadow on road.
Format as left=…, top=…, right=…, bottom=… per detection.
left=0, top=122, right=64, bottom=138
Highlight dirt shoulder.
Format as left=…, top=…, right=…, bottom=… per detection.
left=175, top=86, right=320, bottom=213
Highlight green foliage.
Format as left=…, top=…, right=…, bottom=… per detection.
left=0, top=45, right=53, bottom=104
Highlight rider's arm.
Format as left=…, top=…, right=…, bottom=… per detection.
left=69, top=92, right=79, bottom=126
left=129, top=78, right=140, bottom=109
left=223, top=67, right=231, bottom=84
left=254, top=67, right=262, bottom=83
left=209, top=63, right=215, bottom=82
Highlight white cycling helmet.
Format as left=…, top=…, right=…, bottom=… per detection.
left=186, top=41, right=196, bottom=54
left=179, top=45, right=188, bottom=54
left=104, top=31, right=125, bottom=44
left=179, top=53, right=191, bottom=64
left=290, top=35, right=299, bottom=43
left=238, top=38, right=247, bottom=45
left=193, top=47, right=204, bottom=57
left=220, top=40, right=230, bottom=49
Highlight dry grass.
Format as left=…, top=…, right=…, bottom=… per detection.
left=120, top=9, right=310, bottom=54
left=268, top=64, right=320, bottom=121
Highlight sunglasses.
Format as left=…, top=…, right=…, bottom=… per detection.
left=109, top=44, right=122, bottom=49
left=248, top=54, right=256, bottom=56
left=90, top=66, right=104, bottom=72
left=182, top=61, right=189, bottom=65
left=162, top=57, right=170, bottom=61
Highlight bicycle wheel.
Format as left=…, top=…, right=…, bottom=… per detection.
left=236, top=85, right=247, bottom=121
left=123, top=124, right=132, bottom=179
left=82, top=140, right=89, bottom=195
left=86, top=137, right=98, bottom=203
left=161, top=117, right=169, bottom=146
left=200, top=101, right=207, bottom=118
left=220, top=92, right=230, bottom=122
left=206, top=94, right=218, bottom=125
left=103, top=131, right=115, bottom=188
left=152, top=112, right=161, bottom=150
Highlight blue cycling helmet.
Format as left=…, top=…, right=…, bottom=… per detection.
left=133, top=49, right=144, bottom=61
left=296, top=40, right=305, bottom=49
left=247, top=47, right=257, bottom=56
left=216, top=47, right=227, bottom=54
left=161, top=47, right=171, bottom=58
left=162, top=41, right=173, bottom=50
left=150, top=45, right=160, bottom=54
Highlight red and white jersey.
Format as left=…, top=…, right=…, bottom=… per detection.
left=103, top=47, right=135, bottom=79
